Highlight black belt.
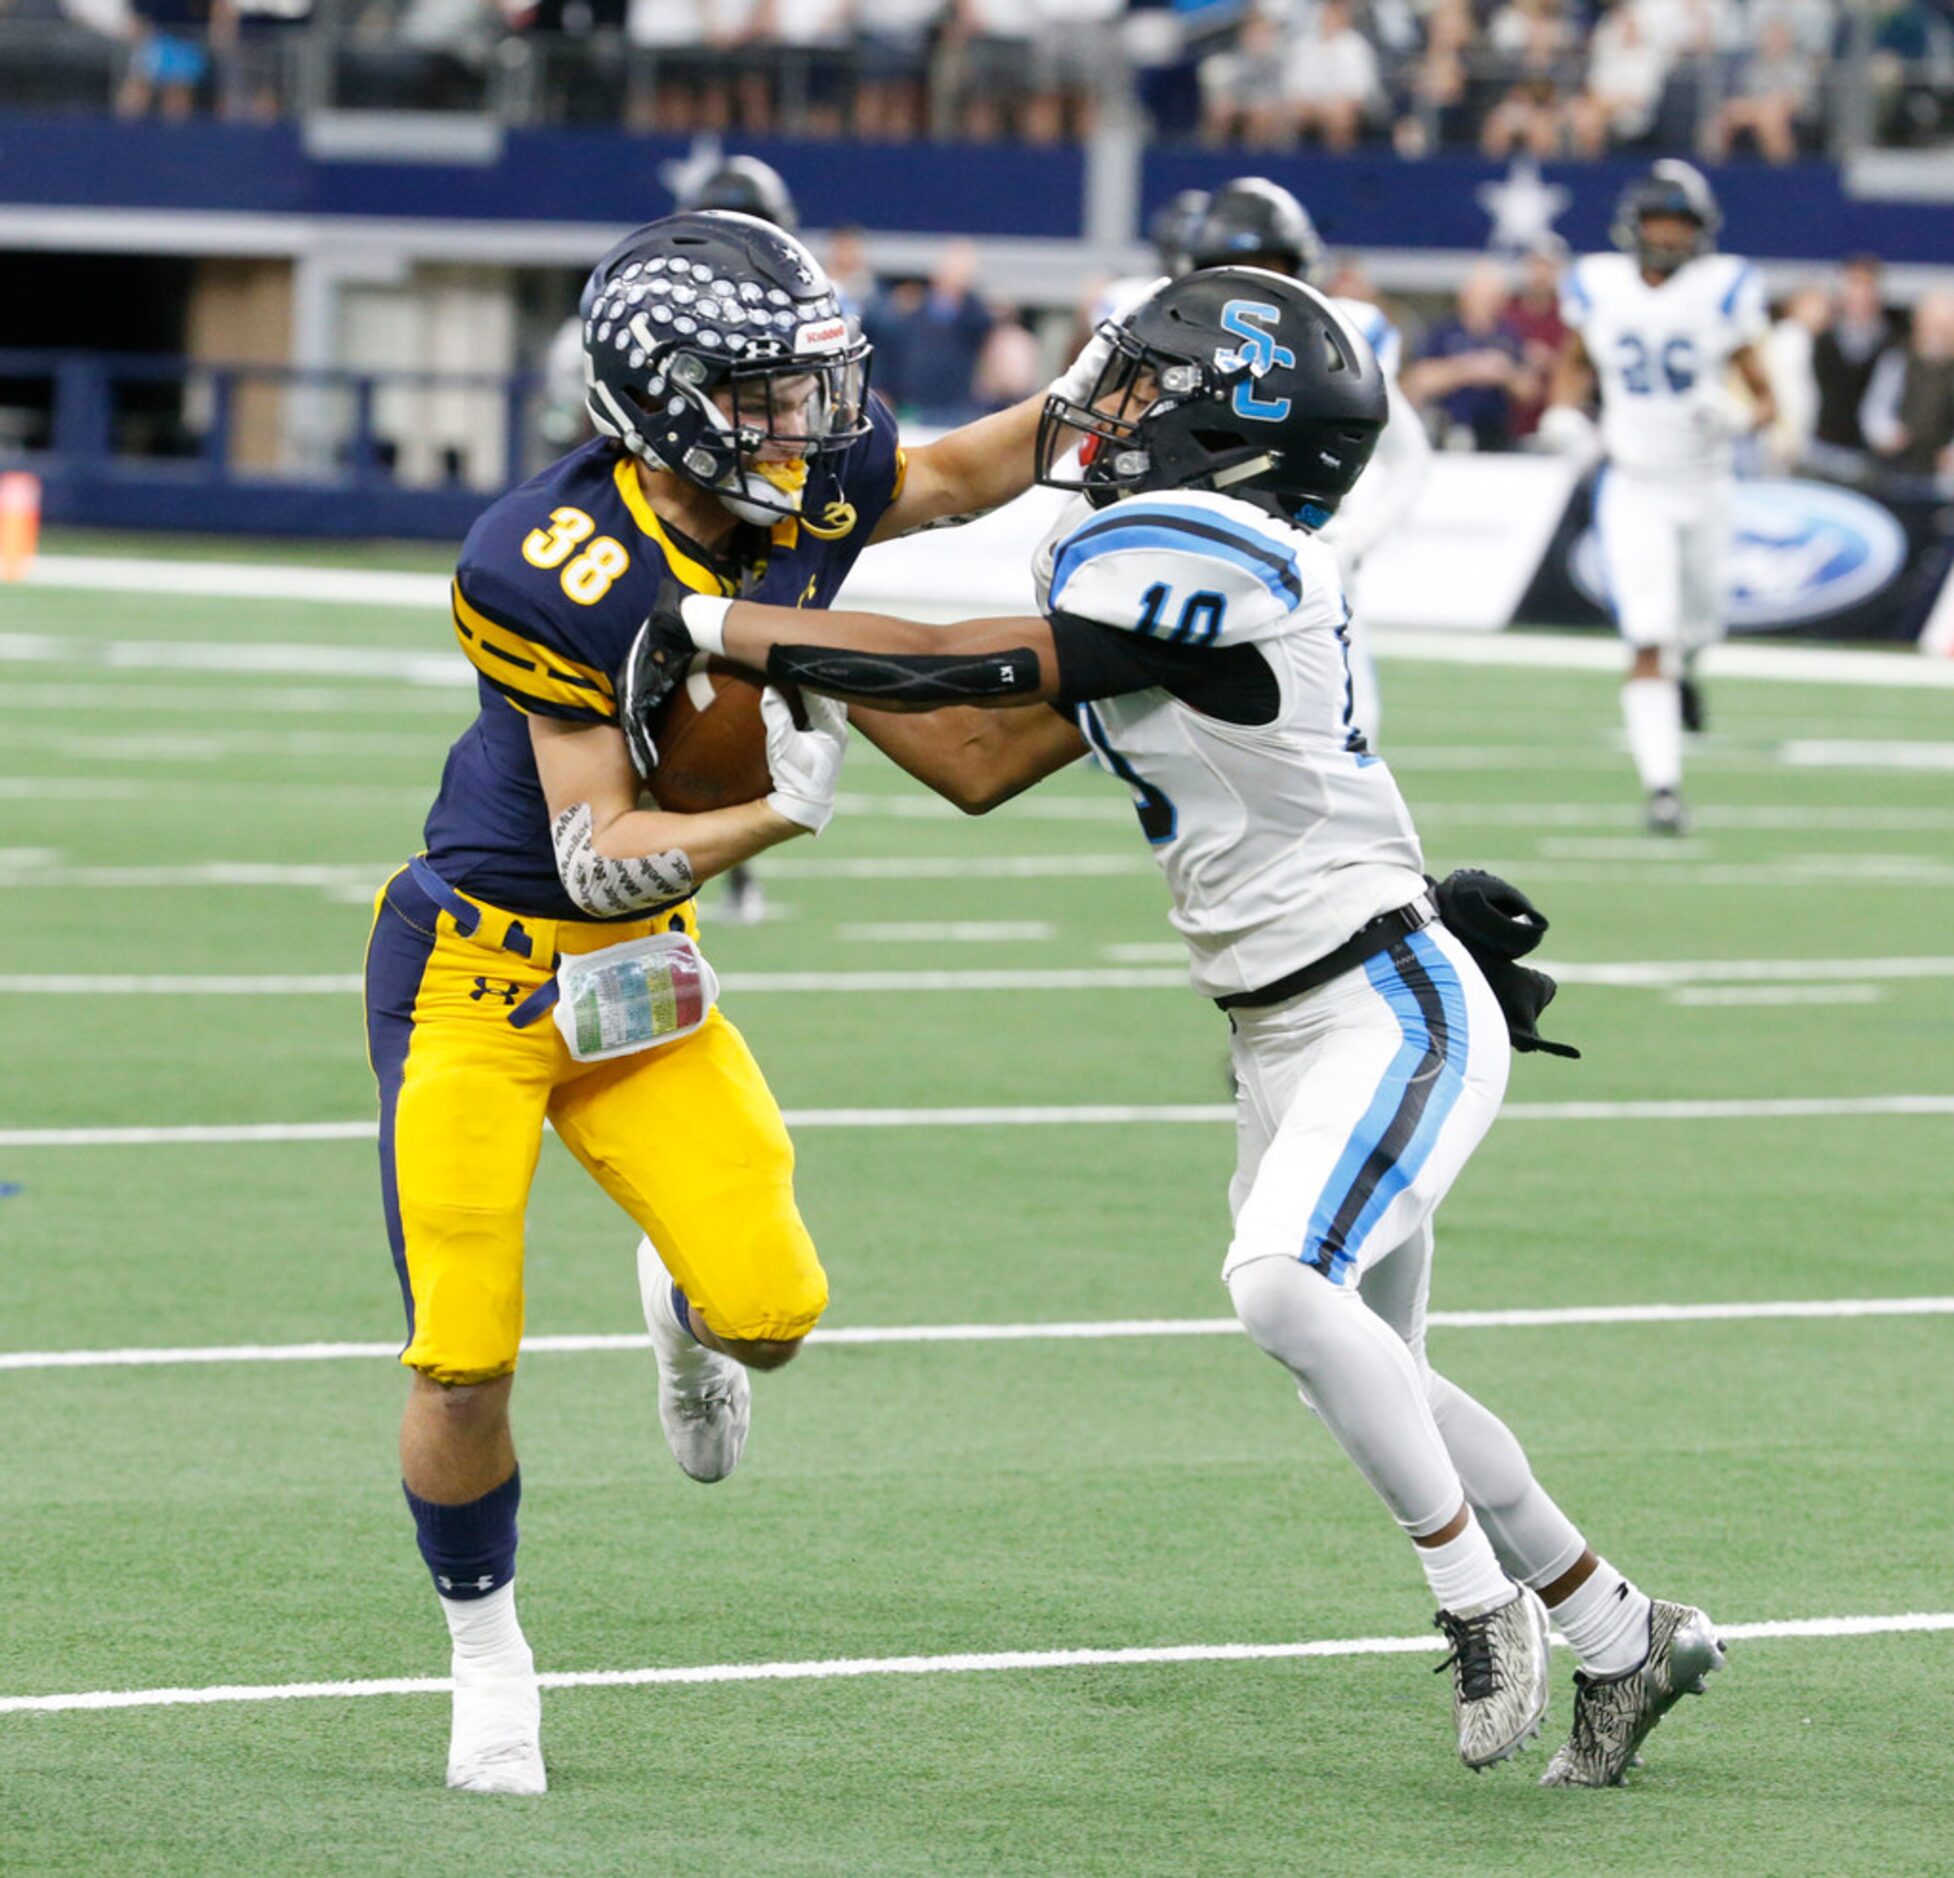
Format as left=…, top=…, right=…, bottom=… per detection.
left=1214, top=895, right=1439, bottom=1012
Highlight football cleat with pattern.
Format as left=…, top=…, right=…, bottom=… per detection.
left=637, top=1238, right=751, bottom=1483
left=446, top=1661, right=545, bottom=1795
left=1540, top=1599, right=1726, bottom=1788
left=1434, top=1584, right=1553, bottom=1769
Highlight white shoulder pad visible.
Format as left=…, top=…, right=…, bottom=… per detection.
left=1709, top=254, right=1767, bottom=345
left=1334, top=295, right=1399, bottom=380
left=1563, top=252, right=1639, bottom=330
left=1045, top=490, right=1307, bottom=647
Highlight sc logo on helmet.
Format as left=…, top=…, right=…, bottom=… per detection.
left=1217, top=300, right=1296, bottom=423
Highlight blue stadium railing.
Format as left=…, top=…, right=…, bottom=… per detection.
left=0, top=350, right=532, bottom=539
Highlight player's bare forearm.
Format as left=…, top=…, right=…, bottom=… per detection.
left=853, top=702, right=1088, bottom=814
left=870, top=391, right=1046, bottom=543
left=1733, top=344, right=1778, bottom=430
left=530, top=714, right=802, bottom=892
left=593, top=796, right=804, bottom=879
left=717, top=599, right=1064, bottom=708
left=1548, top=331, right=1594, bottom=410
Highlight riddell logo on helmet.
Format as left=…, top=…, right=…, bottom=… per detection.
left=794, top=318, right=849, bottom=355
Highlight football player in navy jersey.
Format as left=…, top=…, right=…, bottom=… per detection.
left=364, top=208, right=1113, bottom=1794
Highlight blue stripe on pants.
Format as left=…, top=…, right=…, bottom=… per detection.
left=363, top=883, right=439, bottom=1343
left=1302, top=930, right=1469, bottom=1282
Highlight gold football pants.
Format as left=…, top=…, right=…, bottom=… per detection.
left=363, top=864, right=827, bottom=1384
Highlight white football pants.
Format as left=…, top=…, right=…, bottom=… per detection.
left=1224, top=923, right=1588, bottom=1578
left=1594, top=468, right=1730, bottom=655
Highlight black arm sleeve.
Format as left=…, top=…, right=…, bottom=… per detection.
left=1046, top=611, right=1279, bottom=725
left=765, top=641, right=1043, bottom=704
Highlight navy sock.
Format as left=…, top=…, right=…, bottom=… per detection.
left=403, top=1468, right=520, bottom=1601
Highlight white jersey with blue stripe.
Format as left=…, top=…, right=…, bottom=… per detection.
left=1334, top=295, right=1401, bottom=380
left=1033, top=488, right=1428, bottom=1001
left=1561, top=250, right=1767, bottom=478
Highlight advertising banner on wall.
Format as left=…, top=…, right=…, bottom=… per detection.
left=845, top=446, right=1950, bottom=647
left=1517, top=473, right=1952, bottom=644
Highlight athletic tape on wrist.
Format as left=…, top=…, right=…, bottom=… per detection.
left=680, top=594, right=735, bottom=657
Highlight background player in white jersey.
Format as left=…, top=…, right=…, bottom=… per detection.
left=1540, top=162, right=1776, bottom=833
left=623, top=270, right=1725, bottom=1784
left=1180, top=176, right=1433, bottom=743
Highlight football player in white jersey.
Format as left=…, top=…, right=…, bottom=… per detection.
left=1180, top=176, right=1434, bottom=743
left=624, top=271, right=1726, bottom=1784
left=1540, top=161, right=1776, bottom=833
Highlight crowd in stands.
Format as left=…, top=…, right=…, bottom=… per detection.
left=12, top=0, right=1951, bottom=152
left=1387, top=241, right=1954, bottom=487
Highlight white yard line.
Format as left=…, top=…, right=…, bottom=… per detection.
left=21, top=554, right=450, bottom=610
left=4, top=1095, right=1952, bottom=1151
left=1781, top=739, right=1954, bottom=770
left=6, top=1093, right=1954, bottom=1152
left=7, top=955, right=1954, bottom=996
left=1414, top=803, right=1954, bottom=833
left=18, top=555, right=1954, bottom=688
left=0, top=631, right=469, bottom=688
left=1372, top=626, right=1954, bottom=689
left=4, top=1611, right=1950, bottom=1717
left=3, top=1295, right=1950, bottom=1376
left=1668, top=985, right=1885, bottom=1007
left=837, top=921, right=1057, bottom=943
left=10, top=851, right=1954, bottom=894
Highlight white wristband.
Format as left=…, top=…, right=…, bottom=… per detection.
left=679, top=593, right=735, bottom=656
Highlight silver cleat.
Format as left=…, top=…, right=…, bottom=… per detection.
left=1646, top=788, right=1691, bottom=836
left=1434, top=1585, right=1552, bottom=1770
left=637, top=1238, right=751, bottom=1484
left=1540, top=1599, right=1726, bottom=1788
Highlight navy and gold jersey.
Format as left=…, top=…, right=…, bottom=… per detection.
left=423, top=395, right=905, bottom=919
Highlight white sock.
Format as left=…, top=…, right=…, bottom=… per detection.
left=1547, top=1560, right=1653, bottom=1678
left=1417, top=1514, right=1516, bottom=1616
left=1621, top=677, right=1683, bottom=794
left=441, top=1580, right=534, bottom=1682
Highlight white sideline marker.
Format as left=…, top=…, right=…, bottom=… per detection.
left=3, top=1295, right=1950, bottom=1374
left=4, top=1612, right=1951, bottom=1717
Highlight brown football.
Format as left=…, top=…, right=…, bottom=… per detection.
left=646, top=657, right=772, bottom=813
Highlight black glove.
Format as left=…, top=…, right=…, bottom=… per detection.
left=1433, top=868, right=1581, bottom=1060
left=616, top=574, right=697, bottom=778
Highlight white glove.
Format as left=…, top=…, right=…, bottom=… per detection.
left=761, top=686, right=848, bottom=835
left=1048, top=290, right=1155, bottom=408
left=1692, top=384, right=1755, bottom=445
left=1535, top=403, right=1601, bottom=469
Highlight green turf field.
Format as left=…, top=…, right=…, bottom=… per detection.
left=3, top=563, right=1952, bottom=1875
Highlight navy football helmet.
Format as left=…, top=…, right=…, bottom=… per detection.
left=1149, top=188, right=1211, bottom=277
left=582, top=211, right=871, bottom=526
left=682, top=155, right=800, bottom=232
left=1612, top=161, right=1721, bottom=277
left=1184, top=177, right=1326, bottom=283
left=1038, top=268, right=1386, bottom=520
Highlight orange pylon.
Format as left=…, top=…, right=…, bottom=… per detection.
left=0, top=472, right=40, bottom=581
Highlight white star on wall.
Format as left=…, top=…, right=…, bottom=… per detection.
left=658, top=135, right=726, bottom=210
left=1476, top=157, right=1572, bottom=253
